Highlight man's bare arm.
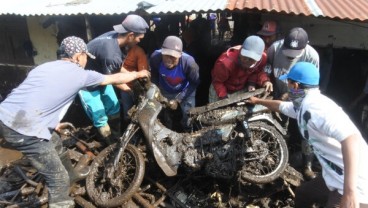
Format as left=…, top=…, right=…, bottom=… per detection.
left=100, top=70, right=150, bottom=86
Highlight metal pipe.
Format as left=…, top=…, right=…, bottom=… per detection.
left=74, top=195, right=97, bottom=208
left=14, top=166, right=38, bottom=187
left=133, top=193, right=154, bottom=208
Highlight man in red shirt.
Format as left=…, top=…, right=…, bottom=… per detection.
left=209, top=35, right=272, bottom=102
left=257, top=20, right=279, bottom=50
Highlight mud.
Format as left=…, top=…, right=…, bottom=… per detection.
left=0, top=146, right=23, bottom=168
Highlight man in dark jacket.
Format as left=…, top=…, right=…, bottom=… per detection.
left=150, top=36, right=200, bottom=130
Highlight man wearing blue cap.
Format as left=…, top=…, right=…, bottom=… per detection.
left=248, top=62, right=368, bottom=208
left=79, top=14, right=150, bottom=142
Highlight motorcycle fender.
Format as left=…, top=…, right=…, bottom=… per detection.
left=248, top=114, right=287, bottom=135
left=137, top=100, right=179, bottom=176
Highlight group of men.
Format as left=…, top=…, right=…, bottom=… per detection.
left=0, top=13, right=367, bottom=207
left=206, top=20, right=368, bottom=207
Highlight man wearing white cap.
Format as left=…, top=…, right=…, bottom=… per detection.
left=150, top=36, right=200, bottom=131
left=0, top=36, right=149, bottom=207
left=79, top=14, right=150, bottom=141
left=209, top=35, right=273, bottom=102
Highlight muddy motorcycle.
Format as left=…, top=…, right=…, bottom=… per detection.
left=86, top=80, right=290, bottom=207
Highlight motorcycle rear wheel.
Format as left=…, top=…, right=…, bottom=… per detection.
left=240, top=121, right=288, bottom=184
left=86, top=144, right=145, bottom=207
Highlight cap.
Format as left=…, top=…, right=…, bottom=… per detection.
left=113, top=14, right=149, bottom=34
left=257, top=20, right=278, bottom=36
left=240, top=36, right=265, bottom=61
left=282, top=27, right=308, bottom=58
left=279, top=62, right=319, bottom=85
left=161, top=36, right=183, bottom=58
left=60, top=36, right=95, bottom=59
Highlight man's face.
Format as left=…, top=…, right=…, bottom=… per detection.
left=261, top=34, right=276, bottom=48
left=127, top=33, right=145, bottom=47
left=162, top=54, right=180, bottom=69
left=77, top=53, right=88, bottom=68
left=239, top=55, right=257, bottom=69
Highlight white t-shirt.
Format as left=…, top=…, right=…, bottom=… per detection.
left=279, top=89, right=368, bottom=203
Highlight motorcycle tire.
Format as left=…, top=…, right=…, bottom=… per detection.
left=86, top=143, right=145, bottom=207
left=239, top=121, right=288, bottom=184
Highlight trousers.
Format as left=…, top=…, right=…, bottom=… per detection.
left=0, top=121, right=72, bottom=204
left=79, top=85, right=120, bottom=128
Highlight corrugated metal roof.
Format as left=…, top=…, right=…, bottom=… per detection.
left=146, top=0, right=227, bottom=14
left=315, top=0, right=368, bottom=21
left=226, top=0, right=313, bottom=16
left=0, top=0, right=161, bottom=16
left=226, top=0, right=368, bottom=21
left=2, top=0, right=368, bottom=22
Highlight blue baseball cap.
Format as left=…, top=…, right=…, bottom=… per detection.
left=279, top=62, right=319, bottom=85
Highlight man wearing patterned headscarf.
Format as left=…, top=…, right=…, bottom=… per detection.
left=0, top=36, right=149, bottom=207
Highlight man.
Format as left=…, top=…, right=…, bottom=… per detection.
left=0, top=36, right=150, bottom=207
left=209, top=35, right=273, bottom=102
left=264, top=27, right=319, bottom=178
left=79, top=14, right=149, bottom=140
left=265, top=27, right=319, bottom=100
left=248, top=62, right=368, bottom=208
left=256, top=20, right=279, bottom=50
left=150, top=36, right=200, bottom=130
left=120, top=45, right=149, bottom=130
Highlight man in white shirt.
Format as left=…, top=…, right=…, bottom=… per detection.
left=248, top=62, right=368, bottom=207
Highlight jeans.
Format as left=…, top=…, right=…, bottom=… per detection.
left=161, top=90, right=196, bottom=129
left=79, top=85, right=120, bottom=128
left=0, top=121, right=71, bottom=204
left=120, top=90, right=135, bottom=122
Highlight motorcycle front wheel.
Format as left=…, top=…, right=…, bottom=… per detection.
left=239, top=121, right=288, bottom=184
left=86, top=143, right=145, bottom=207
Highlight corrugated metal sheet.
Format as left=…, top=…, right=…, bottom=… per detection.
left=146, top=0, right=227, bottom=14
left=226, top=0, right=313, bottom=16
left=315, top=0, right=368, bottom=21
left=2, top=0, right=368, bottom=22
left=226, top=0, right=368, bottom=21
left=0, top=0, right=161, bottom=16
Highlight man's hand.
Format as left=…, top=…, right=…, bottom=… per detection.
left=247, top=96, right=259, bottom=105
left=55, top=122, right=76, bottom=135
left=168, top=99, right=179, bottom=110
left=219, top=95, right=229, bottom=100
left=340, top=191, right=359, bottom=208
left=248, top=85, right=256, bottom=92
left=116, top=83, right=132, bottom=92
left=263, top=81, right=273, bottom=92
left=136, top=70, right=151, bottom=79
left=281, top=92, right=289, bottom=101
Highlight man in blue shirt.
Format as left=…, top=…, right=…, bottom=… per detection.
left=150, top=36, right=200, bottom=130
